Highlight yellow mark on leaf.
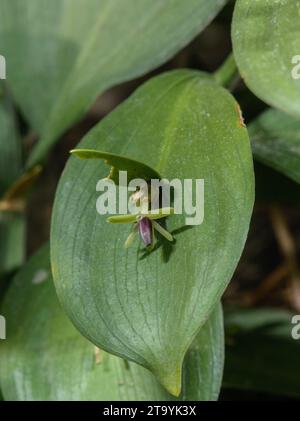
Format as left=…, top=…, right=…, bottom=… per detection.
left=94, top=346, right=102, bottom=365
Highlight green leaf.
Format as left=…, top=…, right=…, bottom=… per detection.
left=0, top=0, right=226, bottom=167
left=0, top=88, right=25, bottom=277
left=50, top=69, right=254, bottom=395
left=0, top=244, right=224, bottom=401
left=250, top=108, right=300, bottom=184
left=224, top=307, right=300, bottom=397
left=232, top=0, right=300, bottom=118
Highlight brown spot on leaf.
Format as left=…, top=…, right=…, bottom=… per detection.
left=236, top=103, right=246, bottom=128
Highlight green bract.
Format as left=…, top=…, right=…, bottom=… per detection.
left=70, top=149, right=161, bottom=184
left=51, top=70, right=254, bottom=395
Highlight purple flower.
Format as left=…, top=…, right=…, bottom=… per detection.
left=138, top=217, right=152, bottom=246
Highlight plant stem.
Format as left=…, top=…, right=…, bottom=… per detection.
left=214, top=53, right=238, bottom=89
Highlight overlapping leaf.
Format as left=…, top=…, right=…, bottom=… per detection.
left=0, top=244, right=224, bottom=401
left=0, top=0, right=226, bottom=166
left=51, top=70, right=254, bottom=395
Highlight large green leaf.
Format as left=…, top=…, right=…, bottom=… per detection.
left=232, top=0, right=300, bottom=118
left=224, top=307, right=300, bottom=397
left=250, top=108, right=300, bottom=184
left=51, top=69, right=254, bottom=395
left=0, top=0, right=226, bottom=167
left=0, top=244, right=224, bottom=401
left=0, top=87, right=24, bottom=278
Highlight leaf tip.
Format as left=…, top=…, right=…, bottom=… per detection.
left=154, top=363, right=182, bottom=397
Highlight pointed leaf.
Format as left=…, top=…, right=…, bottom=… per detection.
left=0, top=244, right=224, bottom=401
left=0, top=0, right=226, bottom=166
left=51, top=70, right=254, bottom=395
left=232, top=0, right=300, bottom=118
left=250, top=108, right=300, bottom=184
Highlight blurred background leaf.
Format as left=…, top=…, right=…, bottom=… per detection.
left=0, top=0, right=226, bottom=167
left=0, top=87, right=22, bottom=194
left=250, top=108, right=300, bottom=185
left=232, top=0, right=300, bottom=118
left=0, top=87, right=25, bottom=281
left=0, top=244, right=224, bottom=401
left=223, top=307, right=300, bottom=397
